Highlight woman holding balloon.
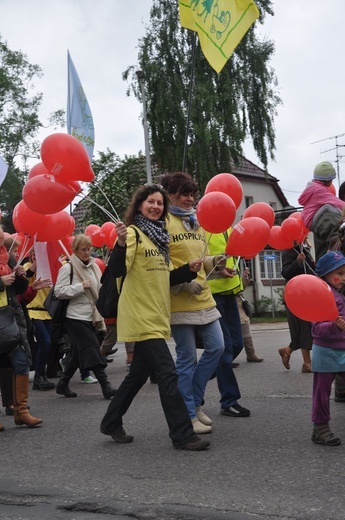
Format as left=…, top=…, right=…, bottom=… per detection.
left=279, top=239, right=315, bottom=373
left=161, top=172, right=226, bottom=434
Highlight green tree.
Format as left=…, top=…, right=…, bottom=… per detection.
left=82, top=150, right=162, bottom=227
left=123, top=0, right=279, bottom=191
left=0, top=36, right=64, bottom=230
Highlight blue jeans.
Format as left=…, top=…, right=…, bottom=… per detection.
left=171, top=320, right=224, bottom=419
left=8, top=345, right=30, bottom=375
left=213, top=293, right=243, bottom=409
left=32, top=319, right=52, bottom=377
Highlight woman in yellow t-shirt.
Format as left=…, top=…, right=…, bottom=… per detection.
left=100, top=185, right=210, bottom=451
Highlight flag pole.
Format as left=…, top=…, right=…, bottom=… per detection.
left=136, top=70, right=152, bottom=184
left=182, top=32, right=197, bottom=173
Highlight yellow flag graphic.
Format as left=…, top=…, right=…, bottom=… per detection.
left=179, top=0, right=260, bottom=73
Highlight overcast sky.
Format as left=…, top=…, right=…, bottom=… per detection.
left=2, top=0, right=345, bottom=208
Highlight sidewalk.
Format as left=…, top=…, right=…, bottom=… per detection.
left=251, top=320, right=289, bottom=331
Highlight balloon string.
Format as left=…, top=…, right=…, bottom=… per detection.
left=200, top=233, right=212, bottom=260
left=16, top=235, right=30, bottom=266
left=76, top=193, right=119, bottom=223
left=8, top=232, right=18, bottom=255
left=93, top=182, right=121, bottom=222
left=293, top=246, right=316, bottom=275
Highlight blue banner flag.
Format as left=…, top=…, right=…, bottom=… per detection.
left=67, top=51, right=95, bottom=160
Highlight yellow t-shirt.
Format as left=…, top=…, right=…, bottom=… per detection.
left=23, top=262, right=51, bottom=320
left=117, top=226, right=171, bottom=342
left=166, top=214, right=216, bottom=312
left=0, top=290, right=8, bottom=307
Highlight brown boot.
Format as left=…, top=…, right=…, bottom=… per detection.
left=244, top=337, right=263, bottom=362
left=0, top=421, right=4, bottom=432
left=13, top=374, right=42, bottom=428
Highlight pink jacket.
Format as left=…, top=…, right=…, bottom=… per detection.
left=298, top=180, right=345, bottom=229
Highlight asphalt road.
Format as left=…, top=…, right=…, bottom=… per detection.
left=1, top=323, right=345, bottom=520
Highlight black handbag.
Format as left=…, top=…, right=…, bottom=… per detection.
left=240, top=295, right=254, bottom=318
left=44, top=288, right=69, bottom=323
left=0, top=305, right=20, bottom=353
left=43, top=264, right=73, bottom=324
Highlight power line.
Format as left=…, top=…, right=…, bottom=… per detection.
left=311, top=132, right=345, bottom=187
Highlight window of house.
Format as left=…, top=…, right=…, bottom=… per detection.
left=259, top=250, right=284, bottom=279
left=245, top=196, right=254, bottom=208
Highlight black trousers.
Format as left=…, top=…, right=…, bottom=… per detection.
left=100, top=338, right=194, bottom=445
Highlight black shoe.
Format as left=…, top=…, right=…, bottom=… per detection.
left=174, top=436, right=211, bottom=451
left=232, top=362, right=240, bottom=368
left=33, top=376, right=55, bottom=390
left=221, top=404, right=250, bottom=417
left=100, top=425, right=134, bottom=443
left=334, top=393, right=345, bottom=402
left=102, top=386, right=117, bottom=400
left=56, top=381, right=77, bottom=398
left=5, top=406, right=14, bottom=416
left=105, top=356, right=114, bottom=363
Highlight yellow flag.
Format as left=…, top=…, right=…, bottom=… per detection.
left=179, top=0, right=260, bottom=73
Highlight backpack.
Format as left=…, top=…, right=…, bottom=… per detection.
left=96, top=227, right=140, bottom=319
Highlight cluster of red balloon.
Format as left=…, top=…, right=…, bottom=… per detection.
left=12, top=133, right=95, bottom=252
left=84, top=222, right=117, bottom=250
left=226, top=202, right=274, bottom=258
left=268, top=212, right=309, bottom=250
left=196, top=173, right=242, bottom=233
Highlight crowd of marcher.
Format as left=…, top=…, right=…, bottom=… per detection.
left=1, top=163, right=345, bottom=449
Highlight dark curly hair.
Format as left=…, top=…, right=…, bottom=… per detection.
left=124, top=185, right=169, bottom=225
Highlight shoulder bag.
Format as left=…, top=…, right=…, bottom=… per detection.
left=0, top=304, right=20, bottom=353
left=43, top=264, right=73, bottom=324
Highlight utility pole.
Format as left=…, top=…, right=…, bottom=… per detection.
left=311, top=133, right=345, bottom=188
left=136, top=70, right=152, bottom=184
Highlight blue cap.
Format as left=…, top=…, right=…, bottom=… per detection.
left=316, top=251, right=345, bottom=277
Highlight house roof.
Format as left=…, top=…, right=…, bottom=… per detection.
left=230, top=156, right=290, bottom=207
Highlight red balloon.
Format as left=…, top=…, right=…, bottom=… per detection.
left=109, top=227, right=118, bottom=249
left=40, top=133, right=95, bottom=183
left=284, top=275, right=338, bottom=322
left=205, top=173, right=243, bottom=209
left=289, top=211, right=309, bottom=234
left=196, top=192, right=236, bottom=234
left=27, top=162, right=50, bottom=180
left=281, top=217, right=303, bottom=242
left=36, top=211, right=73, bottom=242
left=100, top=222, right=116, bottom=248
left=23, top=175, right=75, bottom=214
left=94, top=257, right=106, bottom=273
left=268, top=226, right=293, bottom=250
left=243, top=202, right=275, bottom=228
left=226, top=217, right=271, bottom=257
left=12, top=200, right=45, bottom=236
left=85, top=224, right=104, bottom=248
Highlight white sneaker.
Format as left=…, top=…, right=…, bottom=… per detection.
left=196, top=406, right=213, bottom=426
left=81, top=376, right=98, bottom=384
left=192, top=418, right=212, bottom=434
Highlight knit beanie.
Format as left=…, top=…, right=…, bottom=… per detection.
left=313, top=161, right=336, bottom=181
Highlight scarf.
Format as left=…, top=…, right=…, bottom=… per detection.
left=0, top=245, right=12, bottom=276
left=169, top=205, right=200, bottom=231
left=133, top=214, right=170, bottom=265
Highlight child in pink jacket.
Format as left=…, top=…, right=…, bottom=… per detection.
left=298, top=161, right=345, bottom=230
